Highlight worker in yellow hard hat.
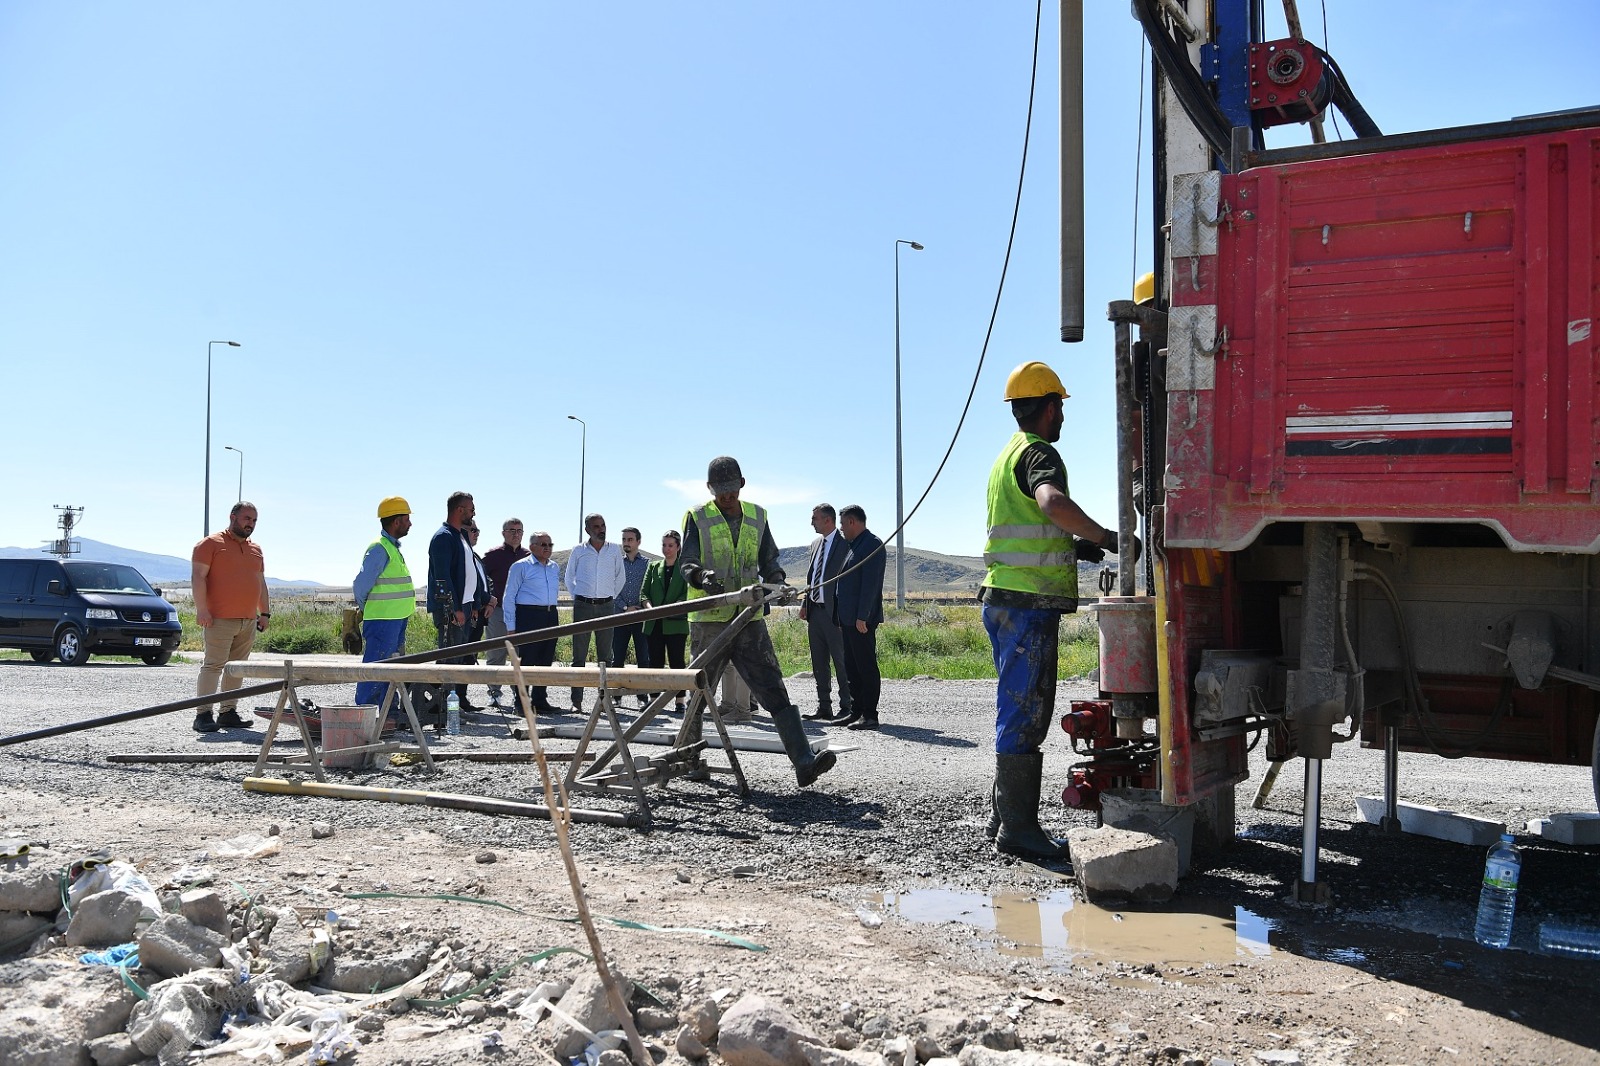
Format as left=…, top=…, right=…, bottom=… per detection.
left=352, top=496, right=415, bottom=709
left=981, top=361, right=1135, bottom=862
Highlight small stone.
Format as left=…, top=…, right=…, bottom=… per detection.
left=475, top=851, right=497, bottom=864
left=833, top=1030, right=861, bottom=1050
left=441, top=971, right=476, bottom=997
left=458, top=999, right=489, bottom=1023
left=676, top=869, right=692, bottom=884
left=356, top=1013, right=386, bottom=1032
left=677, top=1027, right=709, bottom=1059
left=637, top=1006, right=678, bottom=1031
left=597, top=1050, right=632, bottom=1066
left=861, top=1015, right=892, bottom=1039
left=310, top=822, right=334, bottom=840
left=267, top=824, right=281, bottom=836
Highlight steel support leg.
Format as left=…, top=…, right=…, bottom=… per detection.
left=1297, top=758, right=1328, bottom=903
left=1381, top=723, right=1403, bottom=834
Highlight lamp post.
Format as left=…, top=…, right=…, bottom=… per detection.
left=224, top=445, right=244, bottom=502
left=204, top=340, right=242, bottom=537
left=893, top=239, right=924, bottom=610
left=567, top=415, right=587, bottom=541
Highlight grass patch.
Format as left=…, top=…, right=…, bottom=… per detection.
left=768, top=604, right=1098, bottom=681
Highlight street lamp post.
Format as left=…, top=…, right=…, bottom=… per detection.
left=224, top=445, right=244, bottom=503
left=893, top=239, right=924, bottom=610
left=204, top=340, right=242, bottom=537
left=567, top=415, right=587, bottom=541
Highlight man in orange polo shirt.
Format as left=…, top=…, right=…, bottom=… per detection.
left=192, top=501, right=271, bottom=733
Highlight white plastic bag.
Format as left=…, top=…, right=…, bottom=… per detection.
left=66, top=860, right=163, bottom=924
left=307, top=1008, right=359, bottom=1064
left=207, top=834, right=282, bottom=860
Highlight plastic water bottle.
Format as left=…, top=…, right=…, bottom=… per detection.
left=1473, top=832, right=1521, bottom=948
left=446, top=692, right=461, bottom=736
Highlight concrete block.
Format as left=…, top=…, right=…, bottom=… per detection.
left=1066, top=825, right=1178, bottom=903
left=137, top=913, right=228, bottom=978
left=178, top=889, right=231, bottom=936
left=0, top=854, right=64, bottom=914
left=1526, top=813, right=1600, bottom=845
left=1100, top=787, right=1196, bottom=877
left=1353, top=796, right=1503, bottom=847
left=66, top=889, right=147, bottom=948
left=549, top=972, right=636, bottom=1059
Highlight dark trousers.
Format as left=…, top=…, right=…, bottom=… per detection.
left=689, top=619, right=790, bottom=713
left=570, top=598, right=614, bottom=705
left=612, top=619, right=651, bottom=668
left=805, top=605, right=852, bottom=713
left=512, top=604, right=558, bottom=708
left=647, top=629, right=688, bottom=700
left=841, top=623, right=881, bottom=721
left=454, top=613, right=485, bottom=703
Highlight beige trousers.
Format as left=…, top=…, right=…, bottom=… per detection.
left=197, top=617, right=258, bottom=713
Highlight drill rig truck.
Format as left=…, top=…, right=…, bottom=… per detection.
left=1067, top=0, right=1600, bottom=901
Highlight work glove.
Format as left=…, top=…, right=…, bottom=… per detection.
left=691, top=568, right=725, bottom=595
left=1074, top=538, right=1106, bottom=563
left=1099, top=530, right=1143, bottom=563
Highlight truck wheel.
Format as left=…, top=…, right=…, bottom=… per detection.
left=55, top=627, right=91, bottom=667
left=28, top=649, right=53, bottom=663
left=140, top=650, right=173, bottom=667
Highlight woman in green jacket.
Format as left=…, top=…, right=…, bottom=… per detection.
left=641, top=530, right=691, bottom=713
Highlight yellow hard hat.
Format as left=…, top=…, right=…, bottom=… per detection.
left=1003, top=361, right=1069, bottom=402
left=377, top=495, right=411, bottom=520
left=1134, top=271, right=1155, bottom=305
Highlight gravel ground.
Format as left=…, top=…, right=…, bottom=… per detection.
left=2, top=655, right=1598, bottom=1065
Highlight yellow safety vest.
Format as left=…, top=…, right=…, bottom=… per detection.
left=684, top=500, right=767, bottom=622
left=362, top=537, right=415, bottom=621
left=981, top=431, right=1077, bottom=599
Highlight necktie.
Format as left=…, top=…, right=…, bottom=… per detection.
left=810, top=537, right=827, bottom=602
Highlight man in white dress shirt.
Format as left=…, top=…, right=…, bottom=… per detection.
left=564, top=513, right=625, bottom=711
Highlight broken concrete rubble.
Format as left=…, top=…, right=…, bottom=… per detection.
left=1065, top=825, right=1179, bottom=903
left=549, top=969, right=638, bottom=1057
left=137, top=912, right=229, bottom=978
left=65, top=889, right=147, bottom=948
left=718, top=993, right=825, bottom=1066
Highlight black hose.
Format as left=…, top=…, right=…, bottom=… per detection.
left=1130, top=0, right=1234, bottom=160
left=1316, top=46, right=1381, bottom=138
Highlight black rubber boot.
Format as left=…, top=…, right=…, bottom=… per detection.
left=772, top=704, right=837, bottom=788
left=993, top=752, right=1069, bottom=861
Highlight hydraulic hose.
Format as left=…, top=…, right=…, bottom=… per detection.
left=1130, top=0, right=1233, bottom=160
left=1316, top=47, right=1382, bottom=138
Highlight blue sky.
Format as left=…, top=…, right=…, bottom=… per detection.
left=3, top=3, right=1595, bottom=584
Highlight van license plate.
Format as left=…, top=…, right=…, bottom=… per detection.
left=134, top=638, right=162, bottom=647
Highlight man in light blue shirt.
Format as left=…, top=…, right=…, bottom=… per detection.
left=564, top=513, right=625, bottom=711
left=502, top=531, right=562, bottom=714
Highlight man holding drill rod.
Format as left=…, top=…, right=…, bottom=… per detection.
left=679, top=455, right=836, bottom=788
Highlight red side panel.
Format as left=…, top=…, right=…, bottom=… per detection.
left=1165, top=126, right=1600, bottom=551
left=1157, top=547, right=1248, bottom=805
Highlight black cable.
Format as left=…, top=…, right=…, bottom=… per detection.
left=1130, top=0, right=1234, bottom=160
left=801, top=0, right=1045, bottom=603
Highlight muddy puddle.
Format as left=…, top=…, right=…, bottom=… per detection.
left=882, top=886, right=1274, bottom=969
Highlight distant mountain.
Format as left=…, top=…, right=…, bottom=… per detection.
left=0, top=538, right=323, bottom=588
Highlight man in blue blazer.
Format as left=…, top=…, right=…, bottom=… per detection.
left=830, top=504, right=886, bottom=730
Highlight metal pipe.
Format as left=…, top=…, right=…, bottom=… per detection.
left=242, top=776, right=641, bottom=827
left=1382, top=723, right=1402, bottom=833
left=1113, top=320, right=1137, bottom=596
left=109, top=751, right=588, bottom=764
left=1298, top=757, right=1323, bottom=896
left=1058, top=0, right=1084, bottom=342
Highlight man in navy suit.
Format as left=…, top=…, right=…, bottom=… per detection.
left=830, top=504, right=886, bottom=731
left=799, top=503, right=854, bottom=722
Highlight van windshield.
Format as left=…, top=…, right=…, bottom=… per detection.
left=64, top=563, right=157, bottom=595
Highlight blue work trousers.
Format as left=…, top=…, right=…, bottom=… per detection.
left=356, top=618, right=409, bottom=707
left=983, top=604, right=1060, bottom=755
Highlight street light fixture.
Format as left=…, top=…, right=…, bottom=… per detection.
left=567, top=415, right=587, bottom=542
left=204, top=340, right=242, bottom=537
left=224, top=445, right=244, bottom=503
left=893, top=239, right=924, bottom=610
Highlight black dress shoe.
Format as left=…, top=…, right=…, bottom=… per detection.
left=828, top=712, right=860, bottom=728
left=801, top=708, right=834, bottom=721
left=845, top=717, right=880, bottom=731
left=458, top=699, right=482, bottom=713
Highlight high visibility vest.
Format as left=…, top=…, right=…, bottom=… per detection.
left=684, top=500, right=767, bottom=622
left=362, top=537, right=416, bottom=621
left=981, top=431, right=1077, bottom=599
